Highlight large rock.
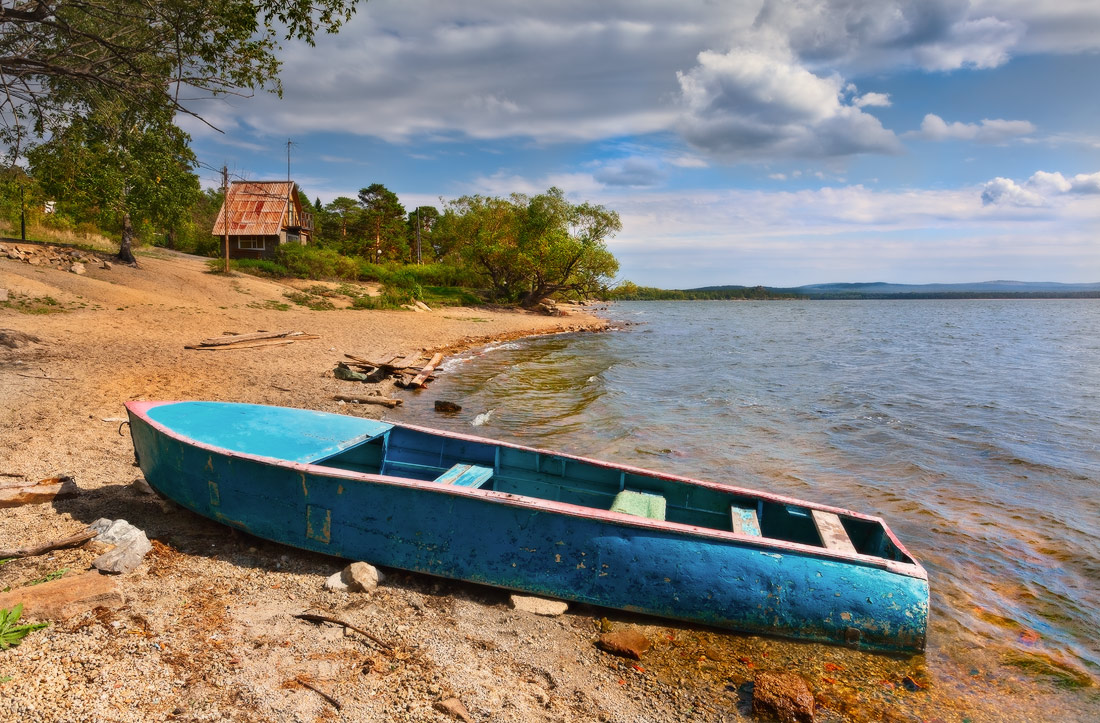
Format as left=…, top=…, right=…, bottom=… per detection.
left=324, top=562, right=384, bottom=593
left=89, top=518, right=152, bottom=574
left=69, top=262, right=86, bottom=275
left=345, top=561, right=383, bottom=592
left=0, top=572, right=124, bottom=621
left=752, top=672, right=815, bottom=723
left=509, top=594, right=568, bottom=616
left=596, top=628, right=651, bottom=659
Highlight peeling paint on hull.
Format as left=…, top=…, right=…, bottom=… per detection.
left=126, top=401, right=928, bottom=653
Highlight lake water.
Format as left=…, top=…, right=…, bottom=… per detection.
left=397, top=300, right=1100, bottom=718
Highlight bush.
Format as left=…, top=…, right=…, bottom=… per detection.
left=277, top=244, right=358, bottom=280
left=233, top=258, right=288, bottom=276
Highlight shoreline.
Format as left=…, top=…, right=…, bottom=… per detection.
left=3, top=248, right=689, bottom=723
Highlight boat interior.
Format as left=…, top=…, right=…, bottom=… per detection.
left=313, top=425, right=915, bottom=564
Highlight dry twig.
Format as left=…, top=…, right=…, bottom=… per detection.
left=293, top=612, right=394, bottom=650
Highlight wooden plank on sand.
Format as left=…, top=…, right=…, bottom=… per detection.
left=186, top=339, right=296, bottom=350
left=403, top=352, right=444, bottom=389
left=198, top=330, right=298, bottom=346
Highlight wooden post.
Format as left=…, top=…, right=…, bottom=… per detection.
left=221, top=165, right=229, bottom=273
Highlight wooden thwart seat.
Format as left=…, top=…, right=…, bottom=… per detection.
left=610, top=490, right=666, bottom=521
left=730, top=505, right=761, bottom=536
left=811, top=509, right=858, bottom=555
left=435, top=463, right=494, bottom=488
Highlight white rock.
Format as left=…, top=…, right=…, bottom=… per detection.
left=323, top=571, right=349, bottom=592
left=70, top=262, right=86, bottom=274
left=509, top=594, right=569, bottom=616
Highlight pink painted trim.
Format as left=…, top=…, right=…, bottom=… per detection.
left=126, top=400, right=927, bottom=581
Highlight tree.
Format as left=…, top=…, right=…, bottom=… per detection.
left=322, top=196, right=360, bottom=242
left=0, top=0, right=361, bottom=150
left=357, top=183, right=407, bottom=261
left=518, top=190, right=621, bottom=305
left=2, top=1, right=361, bottom=261
left=437, top=188, right=620, bottom=304
left=406, top=205, right=440, bottom=261
left=26, top=102, right=200, bottom=262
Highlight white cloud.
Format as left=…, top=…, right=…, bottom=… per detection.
left=1027, top=170, right=1100, bottom=195
left=912, top=113, right=1035, bottom=143
left=981, top=177, right=1044, bottom=206
left=183, top=1, right=1100, bottom=174
left=980, top=169, right=1100, bottom=206
left=853, top=92, right=891, bottom=108
left=675, top=47, right=902, bottom=160
left=667, top=154, right=709, bottom=168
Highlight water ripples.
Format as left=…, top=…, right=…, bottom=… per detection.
left=398, top=299, right=1100, bottom=699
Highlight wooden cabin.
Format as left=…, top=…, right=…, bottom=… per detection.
left=211, top=181, right=313, bottom=259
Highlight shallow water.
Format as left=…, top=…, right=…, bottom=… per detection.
left=397, top=300, right=1100, bottom=719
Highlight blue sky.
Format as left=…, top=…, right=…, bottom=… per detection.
left=183, top=1, right=1100, bottom=288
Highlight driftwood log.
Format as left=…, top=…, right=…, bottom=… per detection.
left=333, top=394, right=402, bottom=408
left=0, top=529, right=97, bottom=559
left=186, top=331, right=319, bottom=350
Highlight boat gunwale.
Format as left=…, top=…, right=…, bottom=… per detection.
left=126, top=400, right=928, bottom=581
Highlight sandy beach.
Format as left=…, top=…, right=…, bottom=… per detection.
left=2, top=245, right=680, bottom=722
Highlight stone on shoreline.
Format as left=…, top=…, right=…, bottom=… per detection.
left=509, top=594, right=568, bottom=616
left=752, top=671, right=815, bottom=723
left=434, top=697, right=474, bottom=722
left=323, top=571, right=349, bottom=592
left=324, top=561, right=384, bottom=593
left=346, top=561, right=383, bottom=592
left=596, top=628, right=651, bottom=659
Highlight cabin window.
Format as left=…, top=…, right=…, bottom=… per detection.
left=238, top=238, right=265, bottom=251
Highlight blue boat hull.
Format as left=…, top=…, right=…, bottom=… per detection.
left=127, top=401, right=928, bottom=653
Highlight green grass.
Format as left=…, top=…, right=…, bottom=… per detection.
left=283, top=291, right=336, bottom=310
left=25, top=568, right=69, bottom=587
left=0, top=292, right=66, bottom=314
left=421, top=286, right=483, bottom=307
left=247, top=299, right=290, bottom=311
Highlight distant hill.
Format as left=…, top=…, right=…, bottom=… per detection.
left=790, top=281, right=1100, bottom=295
left=683, top=280, right=1100, bottom=299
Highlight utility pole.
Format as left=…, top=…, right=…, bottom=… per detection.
left=221, top=165, right=229, bottom=273
left=415, top=207, right=422, bottom=265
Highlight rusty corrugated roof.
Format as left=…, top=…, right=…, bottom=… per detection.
left=212, top=181, right=294, bottom=236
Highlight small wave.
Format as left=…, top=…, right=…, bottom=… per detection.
left=471, top=409, right=495, bottom=427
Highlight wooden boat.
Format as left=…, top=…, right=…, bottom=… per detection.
left=125, top=400, right=928, bottom=652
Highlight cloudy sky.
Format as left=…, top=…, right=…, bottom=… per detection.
left=185, top=0, right=1100, bottom=288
